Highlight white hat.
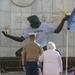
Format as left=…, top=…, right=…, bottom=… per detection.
left=47, top=42, right=56, bottom=50
left=28, top=32, right=37, bottom=36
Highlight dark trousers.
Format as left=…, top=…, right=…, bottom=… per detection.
left=26, top=62, right=39, bottom=75
left=15, top=46, right=47, bottom=57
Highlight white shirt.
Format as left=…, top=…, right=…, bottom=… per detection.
left=38, top=50, right=63, bottom=75
left=22, top=22, right=55, bottom=47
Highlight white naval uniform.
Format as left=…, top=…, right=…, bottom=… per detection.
left=38, top=50, right=63, bottom=75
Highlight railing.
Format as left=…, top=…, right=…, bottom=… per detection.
left=0, top=57, right=22, bottom=71
left=0, top=57, right=75, bottom=72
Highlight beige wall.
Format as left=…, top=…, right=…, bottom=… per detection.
left=0, top=0, right=75, bottom=57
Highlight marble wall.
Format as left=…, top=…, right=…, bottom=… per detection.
left=0, top=0, right=75, bottom=57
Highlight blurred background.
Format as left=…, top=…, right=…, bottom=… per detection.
left=0, top=0, right=75, bottom=72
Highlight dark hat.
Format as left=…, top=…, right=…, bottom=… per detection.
left=27, top=15, right=40, bottom=22
left=27, top=15, right=41, bottom=28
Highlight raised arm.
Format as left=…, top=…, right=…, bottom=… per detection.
left=54, top=16, right=70, bottom=33
left=2, top=31, right=25, bottom=42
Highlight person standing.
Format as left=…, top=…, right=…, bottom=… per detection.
left=22, top=32, right=43, bottom=75
left=38, top=42, right=63, bottom=75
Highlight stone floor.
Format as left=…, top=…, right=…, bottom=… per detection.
left=1, top=71, right=70, bottom=75
left=1, top=72, right=25, bottom=75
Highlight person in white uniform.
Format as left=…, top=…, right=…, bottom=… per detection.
left=2, top=15, right=70, bottom=57
left=38, top=42, right=63, bottom=75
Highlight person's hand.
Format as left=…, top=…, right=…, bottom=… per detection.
left=2, top=31, right=9, bottom=37
left=22, top=66, right=25, bottom=72
left=59, top=72, right=62, bottom=75
left=63, top=15, right=70, bottom=21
